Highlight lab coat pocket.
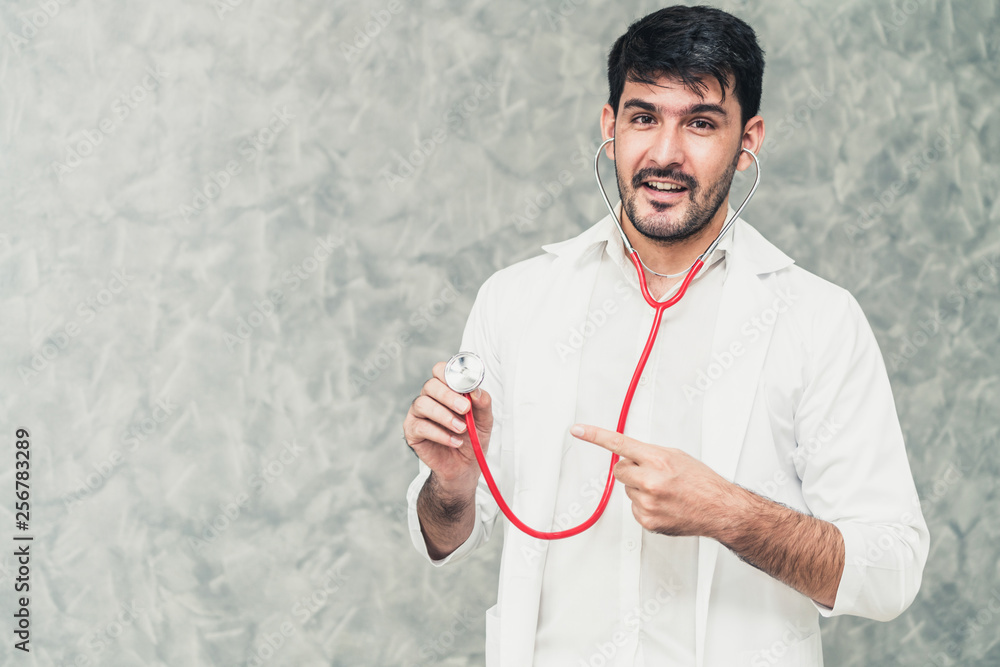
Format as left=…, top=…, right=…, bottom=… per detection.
left=485, top=604, right=500, bottom=667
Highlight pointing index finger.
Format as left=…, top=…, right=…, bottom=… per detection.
left=570, top=424, right=647, bottom=463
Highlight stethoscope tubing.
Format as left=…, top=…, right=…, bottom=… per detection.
left=461, top=138, right=760, bottom=540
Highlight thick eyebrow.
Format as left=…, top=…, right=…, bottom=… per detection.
left=622, top=98, right=728, bottom=119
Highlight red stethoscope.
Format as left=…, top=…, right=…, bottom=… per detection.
left=444, top=137, right=761, bottom=540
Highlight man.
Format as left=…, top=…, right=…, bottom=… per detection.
left=403, top=6, right=929, bottom=666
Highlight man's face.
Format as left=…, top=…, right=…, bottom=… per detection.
left=607, top=74, right=746, bottom=245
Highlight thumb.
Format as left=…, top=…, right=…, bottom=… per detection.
left=469, top=387, right=493, bottom=435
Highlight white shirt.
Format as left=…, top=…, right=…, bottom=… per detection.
left=533, top=203, right=731, bottom=666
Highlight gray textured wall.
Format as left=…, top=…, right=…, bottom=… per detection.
left=0, top=0, right=997, bottom=665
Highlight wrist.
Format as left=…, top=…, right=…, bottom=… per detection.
left=429, top=470, right=478, bottom=500
left=709, top=482, right=758, bottom=544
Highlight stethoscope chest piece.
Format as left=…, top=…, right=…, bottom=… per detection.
left=444, top=351, right=485, bottom=394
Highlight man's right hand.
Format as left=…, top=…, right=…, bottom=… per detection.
left=404, top=360, right=494, bottom=494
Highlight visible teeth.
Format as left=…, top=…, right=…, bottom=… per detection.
left=647, top=182, right=684, bottom=191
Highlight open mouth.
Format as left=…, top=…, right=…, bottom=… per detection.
left=642, top=181, right=689, bottom=198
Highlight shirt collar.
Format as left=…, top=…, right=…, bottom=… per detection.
left=541, top=201, right=793, bottom=276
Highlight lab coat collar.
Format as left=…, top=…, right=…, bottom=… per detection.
left=541, top=201, right=793, bottom=276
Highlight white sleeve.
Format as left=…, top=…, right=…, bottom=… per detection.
left=406, top=274, right=503, bottom=566
left=792, top=289, right=930, bottom=621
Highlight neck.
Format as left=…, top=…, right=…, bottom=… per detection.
left=619, top=199, right=731, bottom=277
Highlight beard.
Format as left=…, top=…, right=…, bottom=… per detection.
left=617, top=148, right=741, bottom=245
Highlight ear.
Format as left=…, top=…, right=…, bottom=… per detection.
left=601, top=104, right=616, bottom=160
left=737, top=115, right=765, bottom=171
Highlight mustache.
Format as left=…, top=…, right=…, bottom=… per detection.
left=631, top=167, right=697, bottom=191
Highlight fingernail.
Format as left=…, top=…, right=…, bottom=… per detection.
left=570, top=425, right=585, bottom=437
left=453, top=399, right=468, bottom=412
left=473, top=388, right=481, bottom=400
left=452, top=418, right=466, bottom=431
left=450, top=436, right=463, bottom=447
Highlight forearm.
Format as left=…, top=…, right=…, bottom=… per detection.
left=714, top=485, right=845, bottom=609
left=416, top=472, right=477, bottom=560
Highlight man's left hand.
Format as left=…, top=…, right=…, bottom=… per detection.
left=569, top=423, right=743, bottom=538
left=571, top=423, right=845, bottom=609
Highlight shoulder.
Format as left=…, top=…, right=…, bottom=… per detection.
left=769, top=263, right=855, bottom=311
left=474, top=220, right=606, bottom=310
left=484, top=251, right=558, bottom=290
left=764, top=263, right=875, bottom=369
left=735, top=218, right=872, bottom=351
left=735, top=215, right=858, bottom=321
left=471, top=251, right=561, bottom=327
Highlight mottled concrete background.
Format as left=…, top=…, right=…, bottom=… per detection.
left=0, top=0, right=997, bottom=665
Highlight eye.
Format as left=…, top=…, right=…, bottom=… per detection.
left=633, top=114, right=655, bottom=125
left=691, top=119, right=714, bottom=130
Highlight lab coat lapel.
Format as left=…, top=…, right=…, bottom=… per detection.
left=502, top=245, right=603, bottom=666
left=694, top=223, right=788, bottom=667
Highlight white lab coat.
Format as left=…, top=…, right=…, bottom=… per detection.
left=406, top=207, right=930, bottom=667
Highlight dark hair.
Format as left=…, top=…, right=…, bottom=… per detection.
left=607, top=5, right=765, bottom=129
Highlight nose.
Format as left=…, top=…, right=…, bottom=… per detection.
left=645, top=126, right=686, bottom=171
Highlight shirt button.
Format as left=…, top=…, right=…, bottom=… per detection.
left=625, top=540, right=637, bottom=551
left=638, top=375, right=649, bottom=387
